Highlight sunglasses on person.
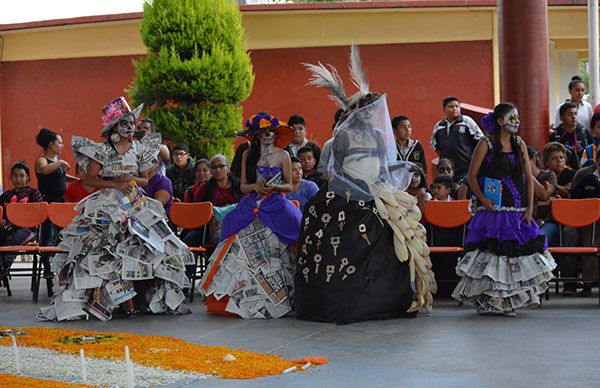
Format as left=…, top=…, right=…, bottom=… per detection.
left=210, top=164, right=228, bottom=170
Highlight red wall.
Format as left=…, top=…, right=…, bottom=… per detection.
left=0, top=41, right=492, bottom=187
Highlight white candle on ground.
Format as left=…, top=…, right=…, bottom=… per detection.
left=11, top=335, right=20, bottom=373
left=80, top=348, right=87, bottom=384
left=125, top=345, right=135, bottom=388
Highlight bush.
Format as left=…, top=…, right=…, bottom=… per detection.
left=129, top=0, right=254, bottom=159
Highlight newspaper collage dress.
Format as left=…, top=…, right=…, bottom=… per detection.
left=39, top=134, right=194, bottom=321
left=198, top=166, right=302, bottom=319
left=452, top=136, right=556, bottom=313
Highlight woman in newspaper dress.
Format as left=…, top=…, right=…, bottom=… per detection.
left=295, top=47, right=436, bottom=324
left=452, top=103, right=556, bottom=316
left=198, top=113, right=302, bottom=319
left=39, top=97, right=193, bottom=321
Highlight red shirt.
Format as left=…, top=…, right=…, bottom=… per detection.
left=64, top=180, right=96, bottom=202
left=193, top=181, right=236, bottom=207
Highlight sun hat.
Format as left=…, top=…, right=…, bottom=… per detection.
left=101, top=96, right=143, bottom=136
left=236, top=112, right=294, bottom=149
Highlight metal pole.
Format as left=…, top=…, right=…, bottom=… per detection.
left=588, top=0, right=600, bottom=107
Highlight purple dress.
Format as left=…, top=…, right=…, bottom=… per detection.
left=452, top=136, right=556, bottom=313
left=198, top=166, right=302, bottom=319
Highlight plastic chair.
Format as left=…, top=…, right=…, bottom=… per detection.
left=423, top=200, right=472, bottom=253
left=170, top=201, right=214, bottom=301
left=547, top=198, right=600, bottom=305
left=423, top=200, right=472, bottom=299
left=37, top=202, right=79, bottom=255
left=0, top=202, right=49, bottom=301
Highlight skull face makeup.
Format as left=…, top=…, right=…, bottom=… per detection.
left=502, top=108, right=520, bottom=133
left=258, top=130, right=276, bottom=146
left=116, top=116, right=135, bottom=138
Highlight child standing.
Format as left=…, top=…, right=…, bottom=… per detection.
left=452, top=103, right=556, bottom=316
left=392, top=115, right=427, bottom=172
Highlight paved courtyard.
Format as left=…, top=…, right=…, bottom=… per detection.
left=1, top=277, right=599, bottom=387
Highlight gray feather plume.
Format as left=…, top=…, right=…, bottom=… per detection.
left=303, top=61, right=349, bottom=109
left=349, top=45, right=369, bottom=95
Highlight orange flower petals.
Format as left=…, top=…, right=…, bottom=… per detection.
left=0, top=327, right=311, bottom=379
left=0, top=372, right=94, bottom=388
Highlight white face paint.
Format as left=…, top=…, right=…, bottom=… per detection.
left=258, top=130, right=276, bottom=146
left=116, top=116, right=135, bottom=138
left=503, top=108, right=520, bottom=133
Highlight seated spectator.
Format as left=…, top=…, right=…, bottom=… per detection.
left=286, top=156, right=319, bottom=210
left=297, top=146, right=326, bottom=188
left=286, top=114, right=321, bottom=161
left=406, top=164, right=431, bottom=213
left=184, top=159, right=210, bottom=202
left=134, top=118, right=170, bottom=175
left=0, top=162, right=43, bottom=271
left=550, top=102, right=593, bottom=169
left=392, top=115, right=427, bottom=172
left=580, top=112, right=600, bottom=167
left=193, top=154, right=242, bottom=206
left=186, top=154, right=242, bottom=249
left=431, top=175, right=453, bottom=201
left=64, top=164, right=97, bottom=202
left=166, top=143, right=196, bottom=201
left=569, top=155, right=600, bottom=296
left=543, top=142, right=576, bottom=198
left=435, top=158, right=459, bottom=198
left=144, top=159, right=174, bottom=219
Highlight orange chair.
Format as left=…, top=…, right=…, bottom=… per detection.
left=423, top=200, right=472, bottom=253
left=170, top=201, right=214, bottom=301
left=423, top=200, right=472, bottom=297
left=547, top=198, right=600, bottom=305
left=37, top=202, right=79, bottom=255
left=0, top=202, right=49, bottom=301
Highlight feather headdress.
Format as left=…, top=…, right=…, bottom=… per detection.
left=303, top=45, right=370, bottom=110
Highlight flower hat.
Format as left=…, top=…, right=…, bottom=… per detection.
left=100, top=96, right=143, bottom=136
left=236, top=112, right=294, bottom=149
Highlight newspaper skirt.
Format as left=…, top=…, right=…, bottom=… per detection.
left=452, top=209, right=557, bottom=313
left=38, top=188, right=194, bottom=321
left=198, top=219, right=296, bottom=319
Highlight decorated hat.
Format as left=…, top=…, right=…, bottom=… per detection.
left=101, top=96, right=143, bottom=136
left=236, top=112, right=294, bottom=149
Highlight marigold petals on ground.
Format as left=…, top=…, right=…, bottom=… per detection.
left=0, top=327, right=307, bottom=379
left=0, top=372, right=93, bottom=388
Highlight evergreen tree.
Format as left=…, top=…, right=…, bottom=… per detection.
left=129, top=0, right=254, bottom=159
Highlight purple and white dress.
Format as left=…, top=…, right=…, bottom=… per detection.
left=452, top=136, right=556, bottom=313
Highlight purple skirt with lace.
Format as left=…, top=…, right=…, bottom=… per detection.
left=464, top=210, right=547, bottom=257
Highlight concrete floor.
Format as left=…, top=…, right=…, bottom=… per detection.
left=1, top=277, right=599, bottom=388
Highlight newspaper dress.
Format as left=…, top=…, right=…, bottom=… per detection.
left=39, top=134, right=194, bottom=321
left=198, top=166, right=302, bottom=319
left=452, top=136, right=556, bottom=313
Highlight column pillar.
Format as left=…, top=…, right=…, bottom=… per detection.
left=498, top=0, right=549, bottom=149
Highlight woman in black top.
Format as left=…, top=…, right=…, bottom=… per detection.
left=35, top=128, right=71, bottom=278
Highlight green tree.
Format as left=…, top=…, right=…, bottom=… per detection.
left=129, top=0, right=254, bottom=159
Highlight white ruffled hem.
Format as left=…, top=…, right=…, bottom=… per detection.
left=452, top=249, right=556, bottom=311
